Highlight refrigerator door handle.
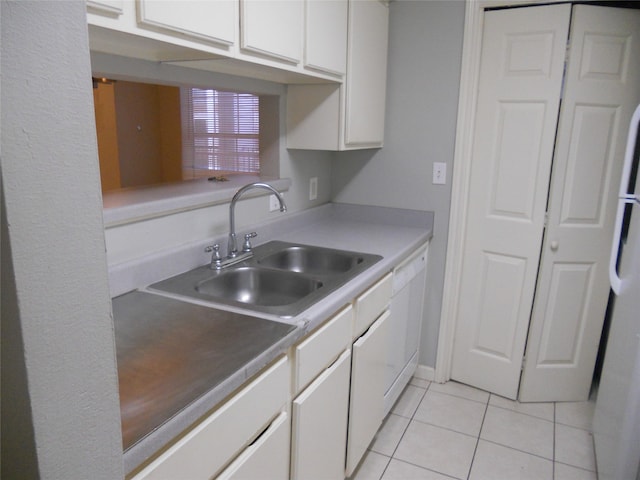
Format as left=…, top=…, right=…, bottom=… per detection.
left=610, top=104, right=640, bottom=295
left=610, top=197, right=639, bottom=294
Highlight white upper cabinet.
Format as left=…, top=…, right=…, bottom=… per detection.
left=137, top=0, right=237, bottom=48
left=240, top=0, right=303, bottom=64
left=87, top=0, right=124, bottom=16
left=286, top=0, right=389, bottom=150
left=87, top=0, right=346, bottom=83
left=304, top=0, right=348, bottom=76
left=344, top=0, right=388, bottom=146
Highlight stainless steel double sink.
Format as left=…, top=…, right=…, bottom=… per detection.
left=149, top=241, right=382, bottom=317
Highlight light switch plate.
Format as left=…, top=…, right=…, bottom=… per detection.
left=433, top=162, right=446, bottom=185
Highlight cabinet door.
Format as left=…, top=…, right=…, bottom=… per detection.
left=304, top=0, right=348, bottom=76
left=291, top=350, right=351, bottom=480
left=137, top=0, right=237, bottom=47
left=216, top=411, right=290, bottom=480
left=346, top=310, right=390, bottom=476
left=240, top=0, right=303, bottom=64
left=87, top=0, right=123, bottom=16
left=344, top=0, right=389, bottom=147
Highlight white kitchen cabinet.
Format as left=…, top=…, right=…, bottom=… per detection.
left=286, top=0, right=389, bottom=150
left=304, top=0, right=348, bottom=76
left=130, top=356, right=290, bottom=480
left=353, top=272, right=393, bottom=339
left=136, top=0, right=237, bottom=48
left=87, top=1, right=341, bottom=83
left=293, top=305, right=352, bottom=393
left=240, top=0, right=303, bottom=65
left=216, top=411, right=290, bottom=480
left=346, top=309, right=390, bottom=476
left=87, top=0, right=124, bottom=16
left=87, top=0, right=237, bottom=62
left=290, top=306, right=351, bottom=479
left=291, top=350, right=351, bottom=480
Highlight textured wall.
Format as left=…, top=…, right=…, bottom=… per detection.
left=1, top=2, right=123, bottom=478
left=332, top=0, right=465, bottom=368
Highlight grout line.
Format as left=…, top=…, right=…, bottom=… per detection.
left=466, top=395, right=490, bottom=479
left=488, top=402, right=555, bottom=424
left=478, top=438, right=555, bottom=463
left=428, top=386, right=490, bottom=405
left=377, top=381, right=430, bottom=480
left=387, top=458, right=462, bottom=480
left=552, top=401, right=556, bottom=480
left=554, top=459, right=597, bottom=474
left=408, top=416, right=482, bottom=440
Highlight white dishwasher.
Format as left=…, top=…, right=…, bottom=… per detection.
left=384, top=243, right=429, bottom=416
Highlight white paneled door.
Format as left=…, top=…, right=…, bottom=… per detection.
left=450, top=4, right=571, bottom=400
left=520, top=5, right=640, bottom=401
left=451, top=4, right=640, bottom=401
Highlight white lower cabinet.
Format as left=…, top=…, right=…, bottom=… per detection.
left=217, top=411, right=290, bottom=480
left=346, top=310, right=391, bottom=476
left=291, top=350, right=351, bottom=480
left=130, top=356, right=290, bottom=480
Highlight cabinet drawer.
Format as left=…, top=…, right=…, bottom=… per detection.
left=294, top=305, right=351, bottom=394
left=132, top=356, right=290, bottom=480
left=216, top=411, right=290, bottom=480
left=353, top=273, right=392, bottom=339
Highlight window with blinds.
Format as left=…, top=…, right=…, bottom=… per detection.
left=181, top=87, right=260, bottom=178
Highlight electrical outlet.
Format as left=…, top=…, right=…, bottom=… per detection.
left=433, top=162, right=446, bottom=185
left=309, top=177, right=318, bottom=201
left=269, top=194, right=281, bottom=212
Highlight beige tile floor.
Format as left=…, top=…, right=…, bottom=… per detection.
left=349, top=378, right=597, bottom=480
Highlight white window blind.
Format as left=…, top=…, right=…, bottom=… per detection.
left=181, top=87, right=260, bottom=176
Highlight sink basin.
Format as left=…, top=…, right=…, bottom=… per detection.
left=257, top=245, right=364, bottom=275
left=196, top=267, right=322, bottom=307
left=149, top=241, right=382, bottom=317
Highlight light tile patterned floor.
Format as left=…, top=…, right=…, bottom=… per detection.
left=349, top=378, right=597, bottom=480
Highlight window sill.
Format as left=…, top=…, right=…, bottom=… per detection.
left=102, top=175, right=291, bottom=227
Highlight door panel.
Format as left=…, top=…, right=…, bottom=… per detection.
left=450, top=4, right=571, bottom=399
left=558, top=106, right=618, bottom=224
left=520, top=5, right=640, bottom=401
left=491, top=102, right=547, bottom=219
left=535, top=263, right=593, bottom=364
left=473, top=253, right=526, bottom=360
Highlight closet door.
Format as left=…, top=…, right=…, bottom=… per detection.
left=520, top=5, right=640, bottom=401
left=450, top=4, right=570, bottom=399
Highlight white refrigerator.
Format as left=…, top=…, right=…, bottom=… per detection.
left=593, top=103, right=640, bottom=480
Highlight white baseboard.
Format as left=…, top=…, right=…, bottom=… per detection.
left=414, top=364, right=436, bottom=382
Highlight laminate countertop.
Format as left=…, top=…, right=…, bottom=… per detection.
left=112, top=203, right=433, bottom=474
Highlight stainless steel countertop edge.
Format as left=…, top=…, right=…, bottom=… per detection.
left=122, top=324, right=305, bottom=475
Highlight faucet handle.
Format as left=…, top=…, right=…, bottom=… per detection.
left=205, top=244, right=222, bottom=269
left=242, top=232, right=258, bottom=253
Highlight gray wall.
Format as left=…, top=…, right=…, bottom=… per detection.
left=333, top=0, right=465, bottom=368
left=1, top=2, right=124, bottom=478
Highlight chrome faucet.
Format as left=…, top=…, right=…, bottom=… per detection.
left=228, top=182, right=287, bottom=257
left=205, top=182, right=287, bottom=269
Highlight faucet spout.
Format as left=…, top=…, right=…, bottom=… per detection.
left=228, top=182, right=287, bottom=257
